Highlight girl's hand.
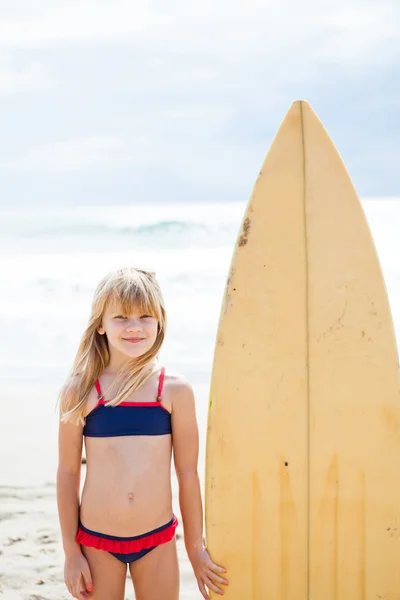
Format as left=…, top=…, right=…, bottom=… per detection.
left=64, top=551, right=93, bottom=599
left=189, top=546, right=229, bottom=599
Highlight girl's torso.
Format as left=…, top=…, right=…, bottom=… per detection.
left=80, top=367, right=174, bottom=536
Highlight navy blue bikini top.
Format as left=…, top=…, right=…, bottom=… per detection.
left=83, top=367, right=171, bottom=437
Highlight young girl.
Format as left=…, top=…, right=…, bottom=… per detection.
left=57, top=267, right=228, bottom=600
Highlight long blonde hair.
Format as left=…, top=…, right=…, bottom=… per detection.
left=59, top=267, right=167, bottom=424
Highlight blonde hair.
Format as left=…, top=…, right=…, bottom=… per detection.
left=59, top=267, right=167, bottom=424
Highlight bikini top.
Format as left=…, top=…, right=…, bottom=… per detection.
left=83, top=367, right=172, bottom=438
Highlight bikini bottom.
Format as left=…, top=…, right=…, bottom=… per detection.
left=76, top=515, right=178, bottom=564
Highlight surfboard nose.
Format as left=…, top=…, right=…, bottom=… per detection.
left=291, top=99, right=313, bottom=109
left=285, top=101, right=324, bottom=135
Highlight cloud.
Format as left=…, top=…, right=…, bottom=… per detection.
left=0, top=0, right=399, bottom=201
left=2, top=135, right=150, bottom=173
left=0, top=0, right=398, bottom=67
left=0, top=56, right=53, bottom=95
left=0, top=1, right=169, bottom=47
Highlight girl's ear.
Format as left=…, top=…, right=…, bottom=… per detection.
left=98, top=326, right=105, bottom=335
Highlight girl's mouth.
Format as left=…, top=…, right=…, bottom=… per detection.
left=122, top=337, right=144, bottom=344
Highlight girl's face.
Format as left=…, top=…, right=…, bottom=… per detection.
left=98, top=300, right=159, bottom=363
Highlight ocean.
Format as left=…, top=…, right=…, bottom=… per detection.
left=1, top=198, right=400, bottom=486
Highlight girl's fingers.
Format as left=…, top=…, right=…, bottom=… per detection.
left=204, top=575, right=225, bottom=596
left=207, top=570, right=229, bottom=586
left=78, top=574, right=89, bottom=599
left=81, top=564, right=93, bottom=592
left=71, top=580, right=88, bottom=599
left=197, top=579, right=210, bottom=600
left=65, top=577, right=73, bottom=595
left=209, top=562, right=227, bottom=574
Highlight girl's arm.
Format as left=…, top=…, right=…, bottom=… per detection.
left=57, top=416, right=93, bottom=598
left=171, top=379, right=228, bottom=599
left=57, top=419, right=84, bottom=555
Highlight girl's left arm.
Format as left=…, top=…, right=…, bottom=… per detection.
left=171, top=378, right=228, bottom=599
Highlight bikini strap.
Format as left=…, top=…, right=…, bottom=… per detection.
left=95, top=379, right=104, bottom=400
left=96, top=372, right=163, bottom=402
left=157, top=367, right=165, bottom=402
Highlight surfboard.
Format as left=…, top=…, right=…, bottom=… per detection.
left=205, top=101, right=400, bottom=599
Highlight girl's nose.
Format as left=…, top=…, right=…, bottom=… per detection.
left=126, top=319, right=142, bottom=331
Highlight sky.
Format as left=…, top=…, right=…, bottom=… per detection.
left=0, top=0, right=399, bottom=206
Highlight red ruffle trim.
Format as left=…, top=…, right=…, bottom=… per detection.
left=76, top=516, right=178, bottom=554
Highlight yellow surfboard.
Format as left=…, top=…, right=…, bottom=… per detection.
left=205, top=101, right=400, bottom=599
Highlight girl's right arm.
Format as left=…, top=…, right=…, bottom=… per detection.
left=57, top=418, right=83, bottom=555
left=57, top=415, right=93, bottom=599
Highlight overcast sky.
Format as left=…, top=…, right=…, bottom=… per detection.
left=0, top=0, right=399, bottom=206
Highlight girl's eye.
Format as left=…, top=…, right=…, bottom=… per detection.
left=114, top=314, right=153, bottom=320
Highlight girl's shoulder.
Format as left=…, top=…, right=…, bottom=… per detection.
left=59, top=374, right=81, bottom=415
left=162, top=370, right=194, bottom=411
left=60, top=374, right=98, bottom=419
left=163, top=369, right=192, bottom=389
